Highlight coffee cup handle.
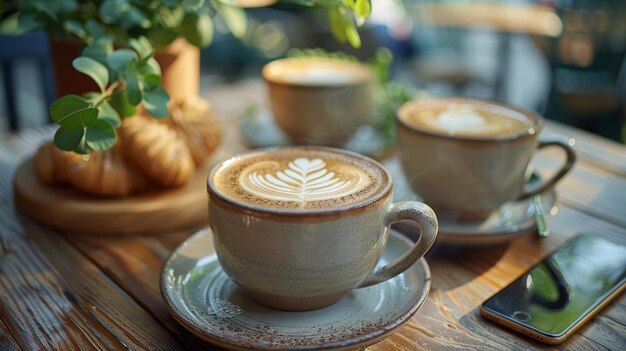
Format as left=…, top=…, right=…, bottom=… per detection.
left=516, top=137, right=577, bottom=200
left=358, top=201, right=438, bottom=288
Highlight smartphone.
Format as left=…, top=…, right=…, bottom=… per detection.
left=480, top=234, right=626, bottom=345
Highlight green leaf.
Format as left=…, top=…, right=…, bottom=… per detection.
left=354, top=0, right=371, bottom=18
left=147, top=26, right=178, bottom=48
left=124, top=73, right=142, bottom=105
left=142, top=86, right=170, bottom=118
left=183, top=0, right=205, bottom=11
left=143, top=74, right=161, bottom=86
left=107, top=49, right=137, bottom=72
left=59, top=107, right=99, bottom=130
left=50, top=95, right=99, bottom=128
left=98, top=101, right=121, bottom=128
left=82, top=39, right=114, bottom=65
left=328, top=9, right=346, bottom=44
left=73, top=57, right=109, bottom=92
left=218, top=5, right=247, bottom=39
left=181, top=12, right=214, bottom=47
left=54, top=127, right=88, bottom=154
left=85, top=19, right=106, bottom=39
left=110, top=89, right=137, bottom=117
left=129, top=36, right=153, bottom=59
left=63, top=20, right=86, bottom=38
left=344, top=18, right=361, bottom=48
left=0, top=13, right=41, bottom=35
left=86, top=119, right=117, bottom=151
left=100, top=0, right=130, bottom=23
left=127, top=6, right=152, bottom=28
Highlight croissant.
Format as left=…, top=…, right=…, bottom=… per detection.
left=34, top=96, right=222, bottom=196
left=119, top=115, right=195, bottom=187
left=33, top=142, right=147, bottom=197
left=166, top=96, right=222, bottom=165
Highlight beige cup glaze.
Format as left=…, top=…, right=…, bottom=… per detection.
left=397, top=98, right=576, bottom=221
left=207, top=147, right=438, bottom=311
left=263, top=58, right=374, bottom=146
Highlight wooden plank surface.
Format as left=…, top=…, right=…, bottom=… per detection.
left=0, top=163, right=184, bottom=350
left=0, top=318, right=21, bottom=351
left=0, top=80, right=624, bottom=351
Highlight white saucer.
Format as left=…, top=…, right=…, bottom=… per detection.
left=240, top=106, right=387, bottom=156
left=383, top=157, right=559, bottom=246
left=160, top=228, right=430, bottom=351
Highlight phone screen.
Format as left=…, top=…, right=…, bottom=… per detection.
left=482, top=234, right=626, bottom=337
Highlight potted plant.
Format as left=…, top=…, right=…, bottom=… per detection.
left=1, top=0, right=371, bottom=196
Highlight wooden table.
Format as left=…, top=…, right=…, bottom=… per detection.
left=1, top=81, right=625, bottom=350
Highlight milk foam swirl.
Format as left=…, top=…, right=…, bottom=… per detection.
left=239, top=158, right=368, bottom=204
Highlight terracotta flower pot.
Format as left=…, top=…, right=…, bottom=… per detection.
left=49, top=38, right=200, bottom=103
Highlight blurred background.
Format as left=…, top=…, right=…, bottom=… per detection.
left=1, top=0, right=625, bottom=143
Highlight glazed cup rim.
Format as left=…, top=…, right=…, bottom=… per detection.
left=207, top=146, right=393, bottom=218
left=397, top=97, right=544, bottom=142
left=262, top=57, right=374, bottom=88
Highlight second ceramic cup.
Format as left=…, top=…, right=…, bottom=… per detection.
left=396, top=98, right=576, bottom=221
left=207, top=146, right=438, bottom=311
left=263, top=57, right=374, bottom=146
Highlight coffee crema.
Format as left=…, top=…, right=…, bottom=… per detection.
left=262, top=58, right=372, bottom=87
left=400, top=102, right=532, bottom=137
left=211, top=148, right=388, bottom=210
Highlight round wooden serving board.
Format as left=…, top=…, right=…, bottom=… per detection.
left=13, top=159, right=212, bottom=236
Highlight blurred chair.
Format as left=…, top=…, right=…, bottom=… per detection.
left=0, top=32, right=55, bottom=131
left=543, top=0, right=626, bottom=142
left=406, top=1, right=561, bottom=101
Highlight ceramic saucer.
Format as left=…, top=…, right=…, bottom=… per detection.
left=240, top=106, right=387, bottom=157
left=383, top=157, right=559, bottom=246
left=160, top=228, right=431, bottom=351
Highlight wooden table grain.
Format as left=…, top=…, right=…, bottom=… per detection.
left=1, top=81, right=625, bottom=351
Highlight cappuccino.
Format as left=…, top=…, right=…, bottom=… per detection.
left=263, top=58, right=371, bottom=87
left=210, top=147, right=388, bottom=211
left=400, top=101, right=532, bottom=138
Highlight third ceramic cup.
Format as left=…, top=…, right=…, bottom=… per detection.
left=207, top=146, right=438, bottom=311
left=397, top=98, right=576, bottom=221
left=262, top=57, right=374, bottom=146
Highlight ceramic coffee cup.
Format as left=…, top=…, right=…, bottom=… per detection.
left=397, top=98, right=576, bottom=221
left=207, top=146, right=438, bottom=311
left=262, top=57, right=374, bottom=146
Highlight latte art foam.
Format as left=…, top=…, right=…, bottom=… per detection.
left=211, top=148, right=388, bottom=210
left=402, top=102, right=531, bottom=137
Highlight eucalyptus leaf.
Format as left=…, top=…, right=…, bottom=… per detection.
left=110, top=89, right=137, bottom=117
left=142, top=86, right=170, bottom=118
left=54, top=127, right=88, bottom=153
left=50, top=95, right=95, bottom=125
left=85, top=19, right=106, bottom=39
left=107, top=49, right=137, bottom=72
left=218, top=4, right=247, bottom=39
left=143, top=74, right=161, bottom=86
left=354, top=0, right=371, bottom=18
left=100, top=0, right=130, bottom=23
left=86, top=120, right=117, bottom=151
left=344, top=18, right=361, bottom=48
left=328, top=9, right=346, bottom=44
left=16, top=13, right=42, bottom=34
left=98, top=101, right=121, bottom=128
left=183, top=0, right=205, bottom=11
left=82, top=39, right=114, bottom=65
left=0, top=13, right=21, bottom=35
left=147, top=27, right=178, bottom=47
left=126, top=6, right=152, bottom=29
left=181, top=12, right=213, bottom=47
left=64, top=20, right=86, bottom=39
left=124, top=73, right=142, bottom=105
left=59, top=107, right=99, bottom=130
left=129, top=36, right=153, bottom=59
left=73, top=57, right=109, bottom=92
